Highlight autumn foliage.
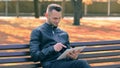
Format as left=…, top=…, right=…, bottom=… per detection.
left=82, top=0, right=93, bottom=5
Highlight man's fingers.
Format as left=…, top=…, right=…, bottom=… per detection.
left=67, top=51, right=78, bottom=59
left=62, top=45, right=67, bottom=48
left=54, top=43, right=67, bottom=52
left=58, top=43, right=66, bottom=48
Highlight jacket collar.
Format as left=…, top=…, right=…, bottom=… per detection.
left=44, top=23, right=57, bottom=30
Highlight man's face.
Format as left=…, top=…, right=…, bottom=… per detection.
left=47, top=10, right=62, bottom=27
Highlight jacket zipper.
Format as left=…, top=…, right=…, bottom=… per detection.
left=52, top=30, right=55, bottom=35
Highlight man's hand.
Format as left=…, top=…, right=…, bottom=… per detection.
left=54, top=43, right=67, bottom=52
left=66, top=49, right=80, bottom=59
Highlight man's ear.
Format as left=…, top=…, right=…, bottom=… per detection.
left=45, top=13, right=48, bottom=18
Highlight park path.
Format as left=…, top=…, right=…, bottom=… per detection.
left=0, top=17, right=120, bottom=44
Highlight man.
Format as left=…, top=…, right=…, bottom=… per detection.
left=30, top=4, right=91, bottom=68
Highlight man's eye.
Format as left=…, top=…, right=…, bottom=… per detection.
left=54, top=18, right=57, bottom=19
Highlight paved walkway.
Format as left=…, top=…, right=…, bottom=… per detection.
left=0, top=17, right=120, bottom=44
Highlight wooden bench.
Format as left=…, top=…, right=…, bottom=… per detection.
left=0, top=40, right=120, bottom=68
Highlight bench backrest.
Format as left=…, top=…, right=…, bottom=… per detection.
left=0, top=40, right=120, bottom=68
left=71, top=40, right=120, bottom=68
left=0, top=44, right=41, bottom=68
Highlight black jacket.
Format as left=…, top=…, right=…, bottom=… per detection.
left=30, top=23, right=70, bottom=66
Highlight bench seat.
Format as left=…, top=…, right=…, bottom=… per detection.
left=0, top=40, right=120, bottom=68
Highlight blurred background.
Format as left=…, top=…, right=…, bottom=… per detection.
left=0, top=0, right=120, bottom=17
left=0, top=0, right=120, bottom=44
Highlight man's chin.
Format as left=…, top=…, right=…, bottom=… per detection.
left=53, top=25, right=57, bottom=28
left=53, top=24, right=58, bottom=28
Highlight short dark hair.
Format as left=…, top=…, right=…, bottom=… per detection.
left=46, top=4, right=62, bottom=13
left=49, top=6, right=62, bottom=12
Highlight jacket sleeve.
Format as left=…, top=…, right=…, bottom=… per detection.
left=29, top=29, right=57, bottom=62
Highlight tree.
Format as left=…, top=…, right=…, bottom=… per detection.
left=62, top=0, right=66, bottom=17
left=34, top=0, right=39, bottom=18
left=71, top=0, right=93, bottom=25
left=71, top=0, right=83, bottom=25
left=16, top=0, right=19, bottom=17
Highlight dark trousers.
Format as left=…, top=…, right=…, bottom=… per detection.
left=43, top=59, right=91, bottom=68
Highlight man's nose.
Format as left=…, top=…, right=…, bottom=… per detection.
left=55, top=19, right=59, bottom=23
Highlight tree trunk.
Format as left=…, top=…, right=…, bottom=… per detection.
left=71, top=0, right=82, bottom=25
left=34, top=0, right=39, bottom=18
left=16, top=0, right=19, bottom=17
left=62, top=0, right=66, bottom=17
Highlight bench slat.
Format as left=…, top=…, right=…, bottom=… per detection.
left=0, top=56, right=119, bottom=64
left=0, top=44, right=29, bottom=50
left=70, top=40, right=120, bottom=46
left=83, top=46, right=120, bottom=52
left=0, top=58, right=31, bottom=63
left=0, top=51, right=119, bottom=58
left=87, top=58, right=120, bottom=63
left=78, top=51, right=120, bottom=58
left=0, top=63, right=41, bottom=68
left=0, top=51, right=29, bottom=57
left=93, top=64, right=120, bottom=68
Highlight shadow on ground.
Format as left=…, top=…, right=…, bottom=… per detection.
left=0, top=17, right=120, bottom=44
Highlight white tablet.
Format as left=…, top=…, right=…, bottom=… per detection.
left=57, top=46, right=86, bottom=60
